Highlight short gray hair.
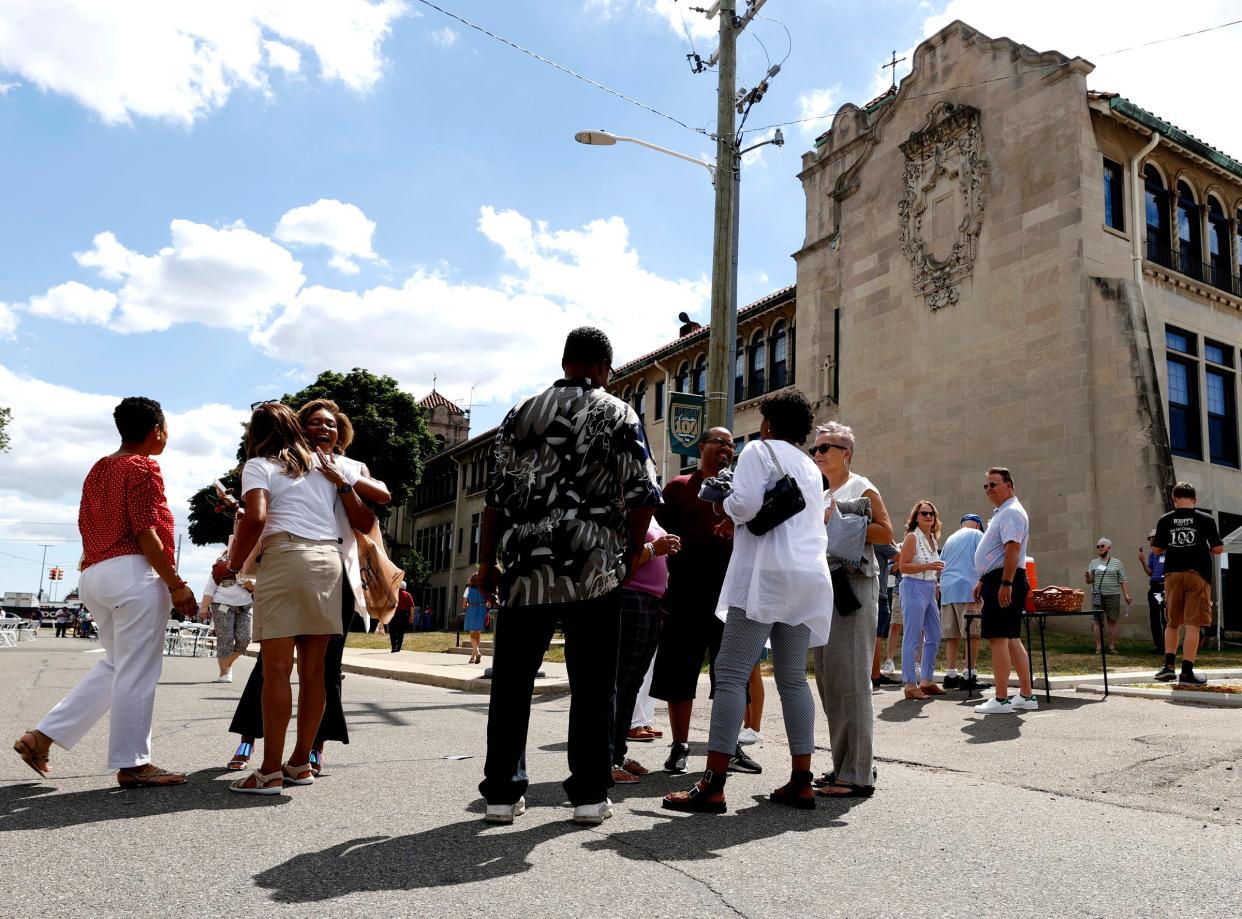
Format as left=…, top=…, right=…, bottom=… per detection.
left=814, top=421, right=855, bottom=455
left=1096, top=538, right=1112, bottom=549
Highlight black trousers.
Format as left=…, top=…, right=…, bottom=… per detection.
left=229, top=579, right=357, bottom=746
left=478, top=590, right=621, bottom=807
left=612, top=588, right=662, bottom=766
left=389, top=623, right=407, bottom=652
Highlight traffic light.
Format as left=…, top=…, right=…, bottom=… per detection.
left=48, top=567, right=64, bottom=581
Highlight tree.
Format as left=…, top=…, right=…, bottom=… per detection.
left=187, top=369, right=437, bottom=546
left=397, top=549, right=432, bottom=593
left=0, top=406, right=11, bottom=452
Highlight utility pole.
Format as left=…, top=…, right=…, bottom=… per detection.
left=36, top=544, right=51, bottom=601
left=704, top=0, right=739, bottom=431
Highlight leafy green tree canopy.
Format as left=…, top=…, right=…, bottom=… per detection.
left=187, top=369, right=436, bottom=546
left=0, top=406, right=12, bottom=452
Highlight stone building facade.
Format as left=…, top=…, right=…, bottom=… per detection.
left=795, top=20, right=1242, bottom=633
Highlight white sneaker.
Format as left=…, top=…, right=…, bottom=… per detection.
left=214, top=672, right=233, bottom=683
left=572, top=798, right=614, bottom=826
left=880, top=658, right=895, bottom=675
left=1011, top=694, right=1039, bottom=711
left=484, top=796, right=526, bottom=825
left=737, top=727, right=764, bottom=745
left=974, top=696, right=1015, bottom=714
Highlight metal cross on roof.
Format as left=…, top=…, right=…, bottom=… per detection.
left=883, top=49, right=907, bottom=90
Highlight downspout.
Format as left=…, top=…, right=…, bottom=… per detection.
left=449, top=453, right=463, bottom=635
left=1128, top=131, right=1177, bottom=511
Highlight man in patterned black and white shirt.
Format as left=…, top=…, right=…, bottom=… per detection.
left=476, top=326, right=662, bottom=827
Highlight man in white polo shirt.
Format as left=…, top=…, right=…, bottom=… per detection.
left=972, top=467, right=1037, bottom=713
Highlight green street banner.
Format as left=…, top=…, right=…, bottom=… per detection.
left=668, top=391, right=705, bottom=457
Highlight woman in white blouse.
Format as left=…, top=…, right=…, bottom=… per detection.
left=663, top=390, right=833, bottom=814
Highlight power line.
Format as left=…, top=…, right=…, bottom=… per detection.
left=411, top=0, right=701, bottom=133
left=754, top=17, right=1242, bottom=133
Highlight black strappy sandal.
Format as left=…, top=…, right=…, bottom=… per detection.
left=662, top=769, right=728, bottom=814
left=769, top=770, right=816, bottom=810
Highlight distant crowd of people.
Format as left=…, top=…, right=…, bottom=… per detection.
left=11, top=326, right=1227, bottom=820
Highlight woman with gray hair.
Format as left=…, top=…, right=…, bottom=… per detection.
left=1085, top=537, right=1130, bottom=654
left=808, top=421, right=893, bottom=797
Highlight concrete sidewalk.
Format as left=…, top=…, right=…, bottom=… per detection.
left=339, top=647, right=570, bottom=694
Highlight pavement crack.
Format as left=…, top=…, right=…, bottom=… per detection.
left=589, top=827, right=754, bottom=919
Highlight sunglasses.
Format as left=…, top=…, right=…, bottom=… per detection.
left=919, top=510, right=936, bottom=518
left=983, top=482, right=1005, bottom=490
left=1097, top=544, right=1109, bottom=549
left=809, top=443, right=848, bottom=456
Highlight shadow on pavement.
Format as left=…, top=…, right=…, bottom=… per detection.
left=958, top=694, right=1105, bottom=743
left=253, top=786, right=865, bottom=903
left=876, top=697, right=934, bottom=723
left=0, top=769, right=289, bottom=832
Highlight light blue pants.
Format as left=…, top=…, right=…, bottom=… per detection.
left=899, top=577, right=941, bottom=684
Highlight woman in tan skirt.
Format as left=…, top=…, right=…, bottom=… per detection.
left=215, top=402, right=361, bottom=794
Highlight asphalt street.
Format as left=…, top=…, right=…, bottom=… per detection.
left=2, top=641, right=1240, bottom=918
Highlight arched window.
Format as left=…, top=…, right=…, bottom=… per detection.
left=1207, top=197, right=1230, bottom=291
left=621, top=385, right=632, bottom=407
left=1237, top=208, right=1242, bottom=295
left=1144, top=165, right=1171, bottom=268
left=769, top=320, right=788, bottom=391
left=748, top=329, right=765, bottom=399
left=634, top=379, right=646, bottom=417
left=734, top=337, right=744, bottom=405
left=692, top=355, right=707, bottom=396
left=674, top=361, right=689, bottom=394
left=1176, top=181, right=1202, bottom=277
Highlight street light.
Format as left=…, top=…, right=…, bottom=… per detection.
left=574, top=127, right=783, bottom=429
left=574, top=130, right=717, bottom=181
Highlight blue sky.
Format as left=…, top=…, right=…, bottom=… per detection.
left=1, top=0, right=1238, bottom=595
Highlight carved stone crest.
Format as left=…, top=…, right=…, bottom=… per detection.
left=898, top=102, right=988, bottom=310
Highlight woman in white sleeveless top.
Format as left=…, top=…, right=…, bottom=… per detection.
left=898, top=500, right=946, bottom=699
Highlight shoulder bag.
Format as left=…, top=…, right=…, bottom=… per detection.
left=745, top=441, right=807, bottom=536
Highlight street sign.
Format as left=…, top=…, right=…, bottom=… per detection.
left=668, top=391, right=705, bottom=458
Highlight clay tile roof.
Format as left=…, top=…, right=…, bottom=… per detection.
left=1088, top=91, right=1242, bottom=182
left=418, top=390, right=464, bottom=414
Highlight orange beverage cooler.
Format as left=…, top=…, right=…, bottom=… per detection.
left=1024, top=557, right=1038, bottom=612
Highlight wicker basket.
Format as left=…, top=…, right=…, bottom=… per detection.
left=1030, top=586, right=1084, bottom=612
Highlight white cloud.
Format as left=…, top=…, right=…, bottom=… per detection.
left=645, top=0, right=716, bottom=42
left=17, top=203, right=706, bottom=407
left=254, top=205, right=709, bottom=403
left=0, top=364, right=250, bottom=594
left=68, top=221, right=305, bottom=333
left=0, top=81, right=19, bottom=95
left=264, top=40, right=302, bottom=75
left=917, top=1, right=1242, bottom=158
left=430, top=27, right=458, bottom=48
left=25, top=281, right=117, bottom=326
left=796, top=85, right=839, bottom=139
left=274, top=199, right=378, bottom=274
left=0, top=0, right=407, bottom=125
left=0, top=302, right=18, bottom=339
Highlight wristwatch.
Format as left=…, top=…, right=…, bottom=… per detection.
left=337, top=483, right=353, bottom=494
left=1000, top=579, right=1013, bottom=587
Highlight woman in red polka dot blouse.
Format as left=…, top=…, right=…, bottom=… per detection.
left=14, top=397, right=199, bottom=787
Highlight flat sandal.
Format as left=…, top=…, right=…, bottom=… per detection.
left=117, top=765, right=187, bottom=788
left=229, top=768, right=283, bottom=795
left=14, top=730, right=50, bottom=777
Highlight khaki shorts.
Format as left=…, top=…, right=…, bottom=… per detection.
left=253, top=533, right=344, bottom=641
left=1165, top=570, right=1211, bottom=629
left=1099, top=593, right=1123, bottom=623
left=941, top=601, right=982, bottom=639
left=889, top=588, right=903, bottom=626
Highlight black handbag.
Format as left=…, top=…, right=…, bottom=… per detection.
left=746, top=441, right=807, bottom=535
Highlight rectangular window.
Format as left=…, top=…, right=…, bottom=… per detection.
left=1205, top=340, right=1232, bottom=367
left=1206, top=368, right=1238, bottom=467
left=1165, top=326, right=1196, bottom=356
left=654, top=380, right=665, bottom=420
left=1167, top=356, right=1202, bottom=459
left=1103, top=158, right=1125, bottom=231
left=469, top=512, right=481, bottom=564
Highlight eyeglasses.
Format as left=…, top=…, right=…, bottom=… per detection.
left=809, top=443, right=848, bottom=456
left=983, top=482, right=1005, bottom=491
left=919, top=510, right=936, bottom=518
left=1097, top=544, right=1109, bottom=549
left=703, top=438, right=734, bottom=448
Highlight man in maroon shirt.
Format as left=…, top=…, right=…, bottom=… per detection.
left=650, top=427, right=757, bottom=774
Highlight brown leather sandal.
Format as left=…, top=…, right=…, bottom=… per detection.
left=14, top=730, right=50, bottom=777
left=117, top=764, right=188, bottom=788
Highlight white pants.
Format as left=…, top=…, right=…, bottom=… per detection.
left=630, top=658, right=656, bottom=728
left=38, top=554, right=170, bottom=769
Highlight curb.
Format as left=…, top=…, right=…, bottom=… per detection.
left=1077, top=682, right=1242, bottom=707
left=339, top=661, right=570, bottom=695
